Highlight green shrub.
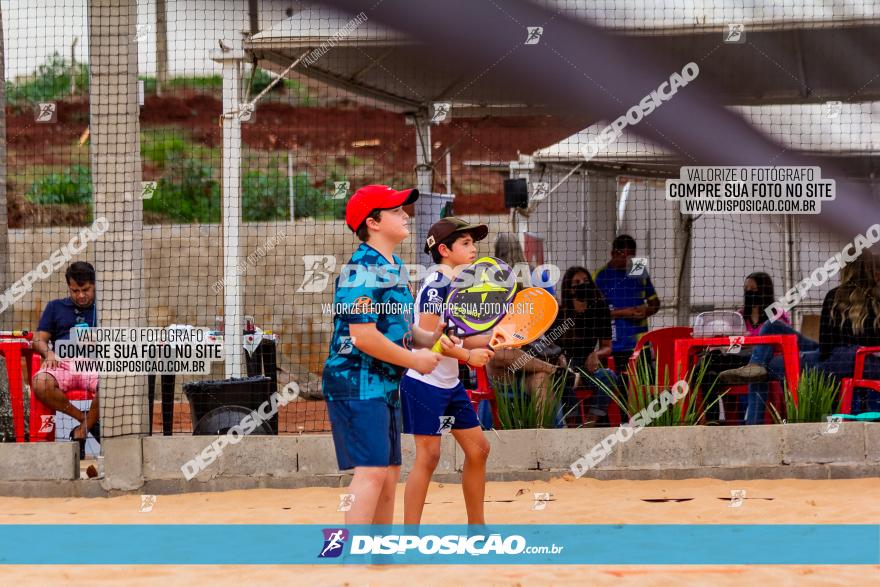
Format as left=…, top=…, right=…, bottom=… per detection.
left=242, top=168, right=345, bottom=221
left=140, top=76, right=157, bottom=95
left=26, top=165, right=92, bottom=205
left=584, top=353, right=721, bottom=426
left=145, top=156, right=220, bottom=223
left=494, top=370, right=566, bottom=429
left=141, top=132, right=188, bottom=168
left=242, top=168, right=289, bottom=221
left=167, top=75, right=223, bottom=91
left=771, top=367, right=841, bottom=423
left=6, top=53, right=88, bottom=104
left=249, top=68, right=284, bottom=96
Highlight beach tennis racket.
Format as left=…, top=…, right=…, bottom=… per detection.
left=488, top=287, right=559, bottom=350
left=430, top=256, right=517, bottom=352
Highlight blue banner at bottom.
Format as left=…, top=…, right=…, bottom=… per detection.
left=0, top=525, right=877, bottom=565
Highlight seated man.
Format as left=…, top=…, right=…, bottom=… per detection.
left=31, top=261, right=99, bottom=445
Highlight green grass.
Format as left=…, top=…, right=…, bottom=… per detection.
left=141, top=128, right=219, bottom=169
left=6, top=52, right=88, bottom=104
left=139, top=70, right=314, bottom=105
left=141, top=130, right=188, bottom=168
left=167, top=75, right=223, bottom=91
left=138, top=75, right=223, bottom=93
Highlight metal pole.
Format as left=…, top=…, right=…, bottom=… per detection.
left=784, top=215, right=797, bottom=325
left=70, top=37, right=78, bottom=95
left=414, top=111, right=432, bottom=195
left=288, top=151, right=295, bottom=222
left=156, top=0, right=167, bottom=96
left=214, top=41, right=245, bottom=378
left=0, top=6, right=9, bottom=330
left=248, top=0, right=259, bottom=35
left=445, top=151, right=451, bottom=194
left=675, top=213, right=694, bottom=326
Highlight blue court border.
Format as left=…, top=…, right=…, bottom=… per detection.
left=0, top=524, right=877, bottom=565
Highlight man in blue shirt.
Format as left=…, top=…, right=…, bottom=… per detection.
left=31, top=262, right=99, bottom=443
left=594, top=235, right=661, bottom=372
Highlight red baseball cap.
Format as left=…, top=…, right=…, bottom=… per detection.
left=345, top=184, right=420, bottom=232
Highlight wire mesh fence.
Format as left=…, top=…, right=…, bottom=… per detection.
left=1, top=0, right=879, bottom=448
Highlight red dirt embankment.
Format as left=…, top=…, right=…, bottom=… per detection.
left=6, top=93, right=584, bottom=226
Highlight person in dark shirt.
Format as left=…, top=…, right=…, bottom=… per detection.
left=593, top=234, right=661, bottom=372
left=816, top=252, right=880, bottom=412
left=553, top=266, right=619, bottom=426
left=719, top=250, right=880, bottom=415
left=706, top=272, right=791, bottom=424
left=31, top=262, right=100, bottom=442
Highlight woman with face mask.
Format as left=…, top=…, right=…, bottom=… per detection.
left=719, top=254, right=880, bottom=420
left=702, top=273, right=792, bottom=424
left=553, top=266, right=618, bottom=426
left=740, top=272, right=790, bottom=334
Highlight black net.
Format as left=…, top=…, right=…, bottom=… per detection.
left=1, top=0, right=879, bottom=454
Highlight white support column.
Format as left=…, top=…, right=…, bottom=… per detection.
left=213, top=42, right=246, bottom=378
left=0, top=6, right=8, bottom=330
left=585, top=174, right=618, bottom=270
left=675, top=212, right=694, bottom=326
left=413, top=111, right=432, bottom=195
left=88, top=0, right=147, bottom=490
left=783, top=215, right=798, bottom=326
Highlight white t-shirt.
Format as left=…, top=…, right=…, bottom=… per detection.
left=405, top=271, right=462, bottom=389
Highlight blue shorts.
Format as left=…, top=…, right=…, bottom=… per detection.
left=400, top=376, right=481, bottom=436
left=326, top=399, right=402, bottom=470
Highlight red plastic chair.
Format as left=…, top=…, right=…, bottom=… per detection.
left=574, top=355, right=622, bottom=426
left=717, top=382, right=783, bottom=424
left=11, top=350, right=94, bottom=442
left=464, top=366, right=500, bottom=429
left=628, top=327, right=694, bottom=384
left=29, top=387, right=96, bottom=441
left=0, top=331, right=40, bottom=442
left=574, top=387, right=622, bottom=426
left=838, top=346, right=880, bottom=414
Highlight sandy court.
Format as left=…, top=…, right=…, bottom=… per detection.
left=1, top=477, right=878, bottom=585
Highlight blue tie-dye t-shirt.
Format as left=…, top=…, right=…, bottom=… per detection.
left=322, top=242, right=414, bottom=404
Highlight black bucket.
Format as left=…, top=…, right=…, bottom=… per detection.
left=183, top=376, right=278, bottom=435
left=192, top=405, right=275, bottom=436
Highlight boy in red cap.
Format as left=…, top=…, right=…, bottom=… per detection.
left=323, top=184, right=443, bottom=524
